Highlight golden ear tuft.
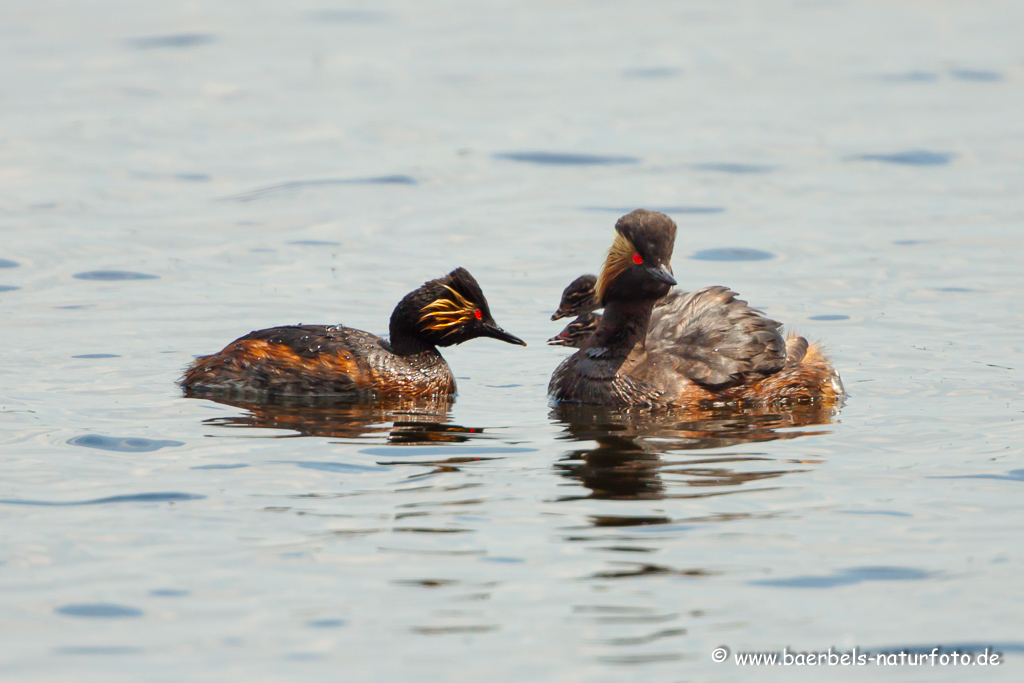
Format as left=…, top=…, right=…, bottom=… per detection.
left=596, top=233, right=637, bottom=303
left=419, top=285, right=477, bottom=336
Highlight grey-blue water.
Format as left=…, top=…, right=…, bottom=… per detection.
left=2, top=1, right=1023, bottom=681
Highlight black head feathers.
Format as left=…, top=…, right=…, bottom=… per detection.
left=390, top=268, right=525, bottom=348
left=614, top=209, right=677, bottom=267
left=597, top=210, right=678, bottom=304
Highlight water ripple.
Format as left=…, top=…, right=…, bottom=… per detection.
left=285, top=460, right=392, bottom=473
left=880, top=71, right=939, bottom=82
left=583, top=206, right=725, bottom=215
left=218, top=175, right=417, bottom=202
left=362, top=446, right=531, bottom=456
left=851, top=150, right=955, bottom=166
left=494, top=151, right=640, bottom=166
left=622, top=67, right=682, bottom=79
left=598, top=653, right=687, bottom=665
left=393, top=579, right=461, bottom=587
left=54, top=646, right=143, bottom=655
left=409, top=625, right=499, bottom=635
left=751, top=566, right=932, bottom=588
left=596, top=628, right=687, bottom=646
left=72, top=270, right=159, bottom=281
left=127, top=34, right=216, bottom=50
left=587, top=563, right=714, bottom=580
left=191, top=463, right=248, bottom=470
left=690, top=248, right=774, bottom=262
left=691, top=163, right=774, bottom=174
left=588, top=515, right=673, bottom=527
left=949, top=69, right=1003, bottom=82
left=934, top=468, right=1024, bottom=482
left=306, top=618, right=347, bottom=628
left=55, top=603, right=144, bottom=618
left=0, top=492, right=205, bottom=506
left=67, top=435, right=183, bottom=452
left=308, top=10, right=390, bottom=23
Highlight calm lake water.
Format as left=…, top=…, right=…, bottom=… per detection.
left=2, top=1, right=1023, bottom=681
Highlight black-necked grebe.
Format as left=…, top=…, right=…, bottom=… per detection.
left=182, top=267, right=525, bottom=401
left=548, top=209, right=844, bottom=409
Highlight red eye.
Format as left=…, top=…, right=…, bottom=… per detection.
left=474, top=309, right=482, bottom=320
left=632, top=253, right=643, bottom=265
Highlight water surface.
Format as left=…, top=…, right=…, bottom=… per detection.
left=1, top=1, right=1023, bottom=681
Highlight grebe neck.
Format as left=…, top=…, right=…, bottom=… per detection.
left=588, top=299, right=656, bottom=354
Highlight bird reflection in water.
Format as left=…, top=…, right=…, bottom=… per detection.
left=185, top=390, right=479, bottom=445
left=550, top=402, right=841, bottom=501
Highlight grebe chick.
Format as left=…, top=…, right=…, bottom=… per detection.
left=551, top=274, right=599, bottom=320
left=548, top=210, right=844, bottom=409
left=551, top=272, right=686, bottom=335
left=548, top=312, right=601, bottom=348
left=182, top=267, right=525, bottom=401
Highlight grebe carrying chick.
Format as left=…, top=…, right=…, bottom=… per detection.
left=548, top=209, right=844, bottom=409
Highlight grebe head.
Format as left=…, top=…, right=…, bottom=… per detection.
left=392, top=268, right=526, bottom=348
left=547, top=312, right=601, bottom=347
left=595, top=209, right=677, bottom=305
left=552, top=274, right=598, bottom=321
left=551, top=274, right=599, bottom=321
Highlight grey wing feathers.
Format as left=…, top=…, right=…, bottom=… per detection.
left=647, top=286, right=787, bottom=386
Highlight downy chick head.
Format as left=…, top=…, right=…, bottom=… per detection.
left=547, top=312, right=601, bottom=347
left=552, top=274, right=599, bottom=321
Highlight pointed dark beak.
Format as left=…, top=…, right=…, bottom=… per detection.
left=547, top=331, right=570, bottom=346
left=550, top=310, right=568, bottom=321
left=647, top=265, right=677, bottom=286
left=482, top=323, right=527, bottom=346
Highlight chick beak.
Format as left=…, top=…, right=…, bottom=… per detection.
left=547, top=331, right=570, bottom=346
